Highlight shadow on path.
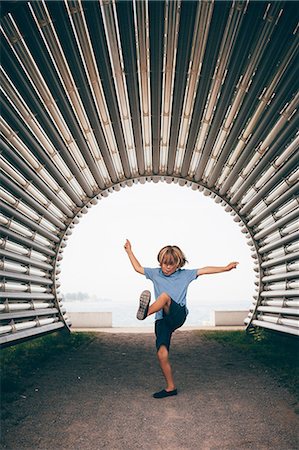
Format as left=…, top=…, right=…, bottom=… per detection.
left=1, top=331, right=298, bottom=450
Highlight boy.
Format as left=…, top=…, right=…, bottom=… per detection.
left=124, top=239, right=238, bottom=399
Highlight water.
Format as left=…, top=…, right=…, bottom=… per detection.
left=64, top=297, right=250, bottom=327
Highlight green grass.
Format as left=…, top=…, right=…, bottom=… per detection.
left=198, top=329, right=299, bottom=400
left=0, top=331, right=95, bottom=403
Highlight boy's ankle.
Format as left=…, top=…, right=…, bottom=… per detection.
left=166, top=386, right=175, bottom=392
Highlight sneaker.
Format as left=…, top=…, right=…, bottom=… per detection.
left=136, top=290, right=151, bottom=320
left=153, top=389, right=177, bottom=399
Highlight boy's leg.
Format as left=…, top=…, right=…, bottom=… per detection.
left=153, top=302, right=187, bottom=398
left=137, top=291, right=171, bottom=320
left=147, top=292, right=171, bottom=316
left=153, top=319, right=177, bottom=398
left=156, top=345, right=175, bottom=392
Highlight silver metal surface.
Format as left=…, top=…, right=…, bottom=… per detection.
left=1, top=0, right=298, bottom=344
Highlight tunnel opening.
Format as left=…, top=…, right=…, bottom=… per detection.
left=58, top=180, right=256, bottom=329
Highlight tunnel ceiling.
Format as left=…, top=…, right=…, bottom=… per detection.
left=0, top=0, right=298, bottom=345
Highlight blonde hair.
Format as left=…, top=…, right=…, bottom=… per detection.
left=157, top=245, right=187, bottom=269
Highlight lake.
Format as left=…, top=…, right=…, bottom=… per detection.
left=64, top=297, right=250, bottom=327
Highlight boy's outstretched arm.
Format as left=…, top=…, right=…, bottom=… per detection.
left=197, top=262, right=238, bottom=276
left=124, top=239, right=145, bottom=274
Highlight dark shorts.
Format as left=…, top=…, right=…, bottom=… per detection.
left=155, top=299, right=187, bottom=351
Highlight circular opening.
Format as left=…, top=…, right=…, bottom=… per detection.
left=60, top=182, right=256, bottom=328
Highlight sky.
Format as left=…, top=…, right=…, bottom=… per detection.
left=59, top=182, right=256, bottom=309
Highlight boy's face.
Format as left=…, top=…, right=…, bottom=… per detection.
left=160, top=261, right=179, bottom=276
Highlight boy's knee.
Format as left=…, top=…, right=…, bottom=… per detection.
left=157, top=345, right=169, bottom=362
left=160, top=292, right=171, bottom=306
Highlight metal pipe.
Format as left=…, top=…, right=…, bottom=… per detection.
left=194, top=1, right=249, bottom=181
left=246, top=319, right=299, bottom=336
left=0, top=302, right=53, bottom=312
left=257, top=306, right=299, bottom=316
left=0, top=292, right=54, bottom=300
left=229, top=121, right=298, bottom=204
left=262, top=271, right=299, bottom=283
left=112, top=0, right=145, bottom=176
left=1, top=203, right=60, bottom=243
left=1, top=45, right=102, bottom=197
left=261, top=299, right=299, bottom=307
left=260, top=290, right=299, bottom=298
left=2, top=12, right=105, bottom=193
left=220, top=81, right=298, bottom=197
left=254, top=209, right=299, bottom=241
left=1, top=143, right=75, bottom=216
left=1, top=100, right=91, bottom=201
left=0, top=317, right=58, bottom=335
left=261, top=251, right=299, bottom=268
left=247, top=182, right=299, bottom=227
left=0, top=227, right=56, bottom=256
left=167, top=1, right=203, bottom=175
left=0, top=249, right=53, bottom=271
left=259, top=231, right=299, bottom=254
left=100, top=0, right=138, bottom=177
left=0, top=173, right=66, bottom=230
left=256, top=314, right=298, bottom=328
left=0, top=308, right=59, bottom=321
left=0, top=270, right=53, bottom=285
left=0, top=321, right=65, bottom=346
left=29, top=1, right=117, bottom=184
left=240, top=152, right=299, bottom=215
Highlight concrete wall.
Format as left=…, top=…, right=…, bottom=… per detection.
left=68, top=312, right=112, bottom=328
left=68, top=310, right=247, bottom=328
left=214, top=310, right=248, bottom=326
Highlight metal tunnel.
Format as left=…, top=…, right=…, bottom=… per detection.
left=1, top=0, right=298, bottom=346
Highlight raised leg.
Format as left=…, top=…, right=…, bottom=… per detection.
left=147, top=292, right=171, bottom=316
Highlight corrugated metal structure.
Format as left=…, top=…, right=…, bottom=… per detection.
left=1, top=0, right=298, bottom=346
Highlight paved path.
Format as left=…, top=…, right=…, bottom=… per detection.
left=1, top=330, right=298, bottom=449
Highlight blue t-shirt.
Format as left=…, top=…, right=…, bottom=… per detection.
left=144, top=267, right=198, bottom=320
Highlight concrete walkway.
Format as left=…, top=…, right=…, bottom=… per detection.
left=1, top=330, right=298, bottom=450
left=72, top=325, right=246, bottom=333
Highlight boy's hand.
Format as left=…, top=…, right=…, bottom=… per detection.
left=226, top=262, right=239, bottom=271
left=124, top=239, right=132, bottom=253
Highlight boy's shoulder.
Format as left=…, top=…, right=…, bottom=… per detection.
left=175, top=268, right=198, bottom=279
left=144, top=267, right=161, bottom=276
